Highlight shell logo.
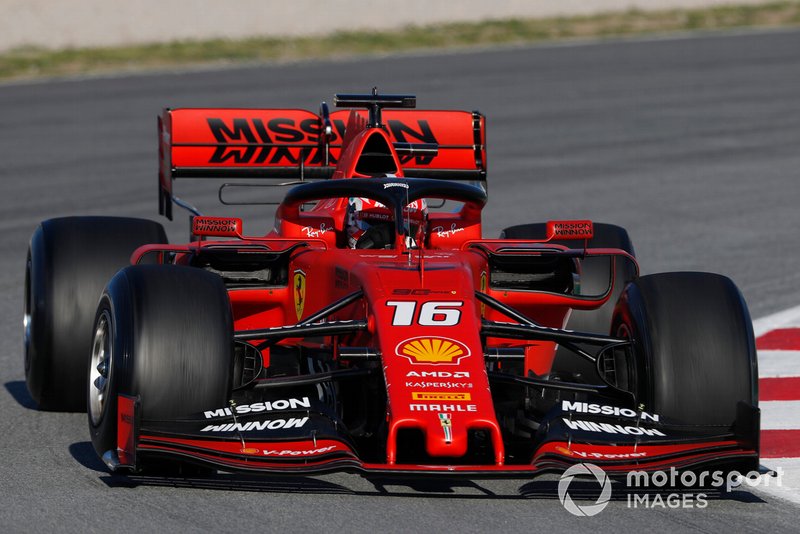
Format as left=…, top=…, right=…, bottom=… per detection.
left=396, top=336, right=471, bottom=365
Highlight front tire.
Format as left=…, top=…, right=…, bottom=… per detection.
left=612, top=272, right=757, bottom=427
left=88, top=265, right=234, bottom=467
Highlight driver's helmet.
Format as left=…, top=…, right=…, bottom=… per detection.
left=347, top=197, right=427, bottom=249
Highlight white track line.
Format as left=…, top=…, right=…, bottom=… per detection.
left=761, top=401, right=800, bottom=430
left=752, top=304, right=800, bottom=338
left=759, top=351, right=800, bottom=378
left=752, top=306, right=800, bottom=506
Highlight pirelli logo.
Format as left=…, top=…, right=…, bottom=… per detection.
left=411, top=392, right=471, bottom=401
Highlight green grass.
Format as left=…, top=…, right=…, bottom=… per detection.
left=2, top=1, right=799, bottom=81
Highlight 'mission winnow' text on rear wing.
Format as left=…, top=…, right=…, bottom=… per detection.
left=158, top=106, right=486, bottom=219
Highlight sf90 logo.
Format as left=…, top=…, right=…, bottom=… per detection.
left=386, top=301, right=463, bottom=326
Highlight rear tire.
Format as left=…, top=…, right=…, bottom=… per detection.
left=500, top=222, right=637, bottom=377
left=612, top=272, right=757, bottom=427
left=25, top=217, right=167, bottom=411
left=88, top=265, right=233, bottom=468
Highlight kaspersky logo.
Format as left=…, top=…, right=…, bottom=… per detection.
left=396, top=336, right=471, bottom=365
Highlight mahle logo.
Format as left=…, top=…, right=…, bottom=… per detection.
left=558, top=463, right=612, bottom=517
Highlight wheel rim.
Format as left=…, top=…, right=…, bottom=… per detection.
left=23, top=256, right=32, bottom=373
left=89, top=311, right=112, bottom=426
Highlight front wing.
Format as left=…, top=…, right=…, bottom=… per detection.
left=111, top=395, right=759, bottom=477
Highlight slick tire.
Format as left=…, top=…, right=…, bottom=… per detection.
left=88, top=265, right=233, bottom=467
left=500, top=222, right=637, bottom=378
left=612, top=272, right=757, bottom=427
left=24, top=217, right=167, bottom=412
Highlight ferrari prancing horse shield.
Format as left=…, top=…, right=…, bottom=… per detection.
left=293, top=270, right=306, bottom=320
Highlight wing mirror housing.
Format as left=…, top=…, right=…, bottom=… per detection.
left=546, top=220, right=594, bottom=241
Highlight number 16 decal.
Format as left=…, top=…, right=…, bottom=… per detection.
left=386, top=301, right=463, bottom=326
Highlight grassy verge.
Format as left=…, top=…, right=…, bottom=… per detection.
left=2, top=1, right=799, bottom=81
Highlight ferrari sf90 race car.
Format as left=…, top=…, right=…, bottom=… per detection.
left=24, top=91, right=759, bottom=478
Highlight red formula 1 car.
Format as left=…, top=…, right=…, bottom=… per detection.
left=24, top=92, right=759, bottom=477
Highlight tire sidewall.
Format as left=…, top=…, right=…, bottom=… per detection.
left=611, top=281, right=654, bottom=408
left=88, top=280, right=134, bottom=457
left=25, top=225, right=56, bottom=408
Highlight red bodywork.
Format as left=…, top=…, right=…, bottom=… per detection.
left=117, top=98, right=758, bottom=476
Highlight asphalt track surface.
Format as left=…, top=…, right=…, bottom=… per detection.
left=1, top=28, right=799, bottom=532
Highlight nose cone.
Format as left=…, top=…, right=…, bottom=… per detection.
left=353, top=257, right=505, bottom=466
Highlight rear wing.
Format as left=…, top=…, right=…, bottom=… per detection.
left=158, top=105, right=486, bottom=219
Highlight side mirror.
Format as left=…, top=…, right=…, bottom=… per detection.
left=191, top=216, right=243, bottom=239
left=546, top=220, right=594, bottom=241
